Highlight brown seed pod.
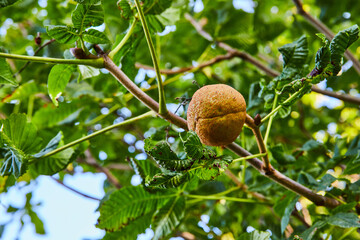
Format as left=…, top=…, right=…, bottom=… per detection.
left=187, top=84, right=246, bottom=146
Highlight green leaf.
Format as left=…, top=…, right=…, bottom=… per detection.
left=77, top=65, right=100, bottom=81
left=331, top=202, right=357, bottom=214
left=301, top=140, right=325, bottom=152
left=269, top=145, right=295, bottom=165
left=72, top=4, right=104, bottom=31
left=327, top=212, right=360, bottom=228
left=0, top=58, right=17, bottom=86
left=300, top=220, right=327, bottom=240
left=74, top=0, right=100, bottom=3
left=117, top=0, right=133, bottom=19
left=152, top=196, right=185, bottom=240
left=278, top=105, right=291, bottom=118
left=32, top=102, right=82, bottom=129
left=195, top=156, right=232, bottom=181
left=120, top=45, right=137, bottom=81
left=145, top=172, right=190, bottom=189
left=343, top=154, right=360, bottom=175
left=281, top=196, right=299, bottom=233
left=180, top=131, right=204, bottom=160
left=83, top=29, right=110, bottom=44
left=28, top=209, right=45, bottom=234
left=97, top=186, right=171, bottom=231
left=238, top=229, right=271, bottom=240
left=3, top=80, right=46, bottom=103
left=129, top=158, right=160, bottom=184
left=31, top=132, right=74, bottom=176
left=143, top=0, right=172, bottom=15
left=145, top=15, right=165, bottom=33
left=33, top=132, right=62, bottom=158
left=0, top=114, right=42, bottom=178
left=30, top=148, right=74, bottom=176
left=0, top=0, right=19, bottom=8
left=144, top=139, right=194, bottom=171
left=315, top=174, right=336, bottom=191
left=46, top=25, right=79, bottom=44
left=278, top=35, right=308, bottom=69
left=48, top=64, right=77, bottom=106
left=103, top=213, right=152, bottom=240
left=155, top=7, right=181, bottom=26
left=330, top=25, right=359, bottom=75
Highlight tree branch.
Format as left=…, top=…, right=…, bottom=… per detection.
left=292, top=0, right=360, bottom=74
left=311, top=86, right=360, bottom=105
left=50, top=176, right=101, bottom=201
left=0, top=52, right=104, bottom=68
left=102, top=53, right=340, bottom=208
left=184, top=13, right=360, bottom=106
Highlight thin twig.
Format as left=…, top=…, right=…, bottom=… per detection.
left=292, top=0, right=360, bottom=74
left=14, top=39, right=56, bottom=77
left=50, top=176, right=101, bottom=201
left=135, top=51, right=237, bottom=75
left=106, top=163, right=133, bottom=171
left=78, top=150, right=122, bottom=188
left=245, top=114, right=273, bottom=173
left=184, top=13, right=360, bottom=106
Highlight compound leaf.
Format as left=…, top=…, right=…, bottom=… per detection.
left=46, top=25, right=79, bottom=44
left=97, top=186, right=171, bottom=231
left=152, top=196, right=185, bottom=240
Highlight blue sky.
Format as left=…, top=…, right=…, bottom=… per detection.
left=0, top=171, right=106, bottom=240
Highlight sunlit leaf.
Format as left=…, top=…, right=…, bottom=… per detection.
left=0, top=58, right=17, bottom=86
left=46, top=25, right=79, bottom=44
left=0, top=114, right=42, bottom=178
left=83, top=29, right=110, bottom=44
left=47, top=64, right=77, bottom=106
left=72, top=4, right=104, bottom=31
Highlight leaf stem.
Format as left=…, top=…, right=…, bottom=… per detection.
left=0, top=52, right=104, bottom=68
left=186, top=194, right=269, bottom=204
left=232, top=153, right=268, bottom=163
left=264, top=92, right=278, bottom=145
left=245, top=114, right=272, bottom=173
left=134, top=0, right=167, bottom=115
left=261, top=88, right=303, bottom=123
left=78, top=36, right=89, bottom=55
left=27, top=95, right=35, bottom=120
left=37, top=111, right=154, bottom=159
left=338, top=227, right=357, bottom=240
left=108, top=19, right=138, bottom=60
